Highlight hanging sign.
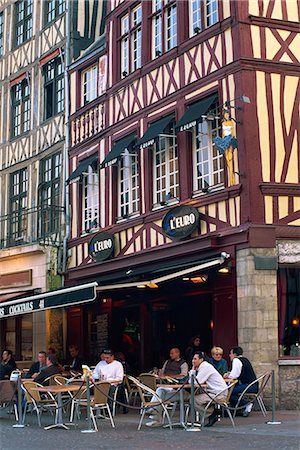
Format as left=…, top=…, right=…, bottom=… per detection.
left=89, top=231, right=114, bottom=262
left=162, top=205, right=199, bottom=240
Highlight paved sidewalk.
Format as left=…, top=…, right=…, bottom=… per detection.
left=1, top=409, right=299, bottom=450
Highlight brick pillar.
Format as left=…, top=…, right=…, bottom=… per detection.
left=236, top=248, right=279, bottom=405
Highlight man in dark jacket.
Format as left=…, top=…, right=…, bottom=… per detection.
left=0, top=350, right=17, bottom=380
left=68, top=345, right=83, bottom=372
left=224, top=346, right=258, bottom=417
left=25, top=351, right=47, bottom=379
left=34, top=354, right=60, bottom=385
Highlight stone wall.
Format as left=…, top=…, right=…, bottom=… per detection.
left=279, top=364, right=300, bottom=410
left=236, top=247, right=279, bottom=406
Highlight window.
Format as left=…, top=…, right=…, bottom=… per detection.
left=152, top=0, right=177, bottom=58
left=189, top=0, right=219, bottom=36
left=14, top=0, right=33, bottom=47
left=119, top=150, right=139, bottom=218
left=45, top=0, right=65, bottom=24
left=43, top=56, right=64, bottom=119
left=3, top=316, right=33, bottom=361
left=9, top=168, right=28, bottom=243
left=82, top=165, right=99, bottom=232
left=205, top=0, right=218, bottom=27
left=82, top=65, right=98, bottom=106
left=193, top=104, right=223, bottom=192
left=39, top=153, right=62, bottom=237
left=0, top=13, right=4, bottom=56
left=278, top=268, right=300, bottom=357
left=190, top=0, right=201, bottom=35
left=120, top=4, right=142, bottom=77
left=11, top=78, right=30, bottom=138
left=153, top=120, right=178, bottom=205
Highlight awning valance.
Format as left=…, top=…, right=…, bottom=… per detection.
left=68, top=154, right=98, bottom=183
left=175, top=94, right=217, bottom=132
left=100, top=133, right=136, bottom=169
left=0, top=282, right=98, bottom=319
left=135, top=115, right=174, bottom=150
left=95, top=253, right=229, bottom=291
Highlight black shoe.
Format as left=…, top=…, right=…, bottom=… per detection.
left=204, top=413, right=218, bottom=427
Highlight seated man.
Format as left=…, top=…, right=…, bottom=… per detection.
left=93, top=349, right=124, bottom=410
left=224, top=346, right=258, bottom=417
left=146, top=352, right=227, bottom=428
left=68, top=345, right=83, bottom=372
left=160, top=348, right=188, bottom=379
left=34, top=354, right=61, bottom=385
left=25, top=351, right=47, bottom=379
left=0, top=350, right=17, bottom=380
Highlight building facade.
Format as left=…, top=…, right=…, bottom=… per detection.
left=0, top=0, right=105, bottom=362
left=66, top=0, right=300, bottom=408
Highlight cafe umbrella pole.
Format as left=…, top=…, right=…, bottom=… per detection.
left=12, top=373, right=24, bottom=428
left=186, top=372, right=200, bottom=432
left=81, top=375, right=96, bottom=433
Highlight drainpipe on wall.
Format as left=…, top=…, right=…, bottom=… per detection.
left=61, top=0, right=71, bottom=282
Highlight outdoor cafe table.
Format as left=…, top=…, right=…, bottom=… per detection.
left=32, top=384, right=83, bottom=430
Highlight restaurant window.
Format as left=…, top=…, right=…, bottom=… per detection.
left=120, top=3, right=142, bottom=78
left=14, top=0, right=33, bottom=47
left=11, top=78, right=30, bottom=138
left=189, top=0, right=219, bottom=36
left=9, top=168, right=28, bottom=244
left=3, top=316, right=33, bottom=361
left=43, top=56, right=64, bottom=120
left=82, top=164, right=99, bottom=232
left=119, top=150, right=139, bottom=218
left=278, top=268, right=300, bottom=357
left=44, top=0, right=65, bottom=24
left=152, top=0, right=177, bottom=58
left=0, top=13, right=4, bottom=56
left=193, top=103, right=223, bottom=193
left=39, top=153, right=62, bottom=238
left=82, top=65, right=98, bottom=106
left=153, top=120, right=178, bottom=206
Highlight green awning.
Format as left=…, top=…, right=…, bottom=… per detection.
left=135, top=115, right=174, bottom=150
left=68, top=154, right=98, bottom=183
left=175, top=94, right=217, bottom=132
left=100, top=133, right=136, bottom=168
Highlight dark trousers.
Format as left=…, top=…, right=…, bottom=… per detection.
left=230, top=383, right=258, bottom=408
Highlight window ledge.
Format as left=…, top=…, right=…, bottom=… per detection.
left=278, top=359, right=300, bottom=366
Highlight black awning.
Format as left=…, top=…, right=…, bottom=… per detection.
left=135, top=115, right=174, bottom=150
left=68, top=154, right=98, bottom=183
left=0, top=283, right=98, bottom=319
left=175, top=94, right=217, bottom=132
left=100, top=133, right=136, bottom=169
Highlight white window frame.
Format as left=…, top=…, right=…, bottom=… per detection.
left=82, top=65, right=98, bottom=106
left=152, top=0, right=177, bottom=58
left=120, top=4, right=142, bottom=78
left=82, top=166, right=99, bottom=232
left=205, top=0, right=218, bottom=28
left=192, top=111, right=223, bottom=194
left=153, top=122, right=179, bottom=206
left=118, top=149, right=139, bottom=218
left=190, top=0, right=201, bottom=36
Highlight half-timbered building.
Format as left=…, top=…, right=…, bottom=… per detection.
left=66, top=0, right=299, bottom=407
left=0, top=0, right=106, bottom=363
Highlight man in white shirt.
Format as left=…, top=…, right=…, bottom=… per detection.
left=192, top=352, right=228, bottom=427
left=93, top=349, right=124, bottom=411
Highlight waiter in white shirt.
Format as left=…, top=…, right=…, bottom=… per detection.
left=92, top=351, right=107, bottom=380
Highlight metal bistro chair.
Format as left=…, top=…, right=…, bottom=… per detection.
left=22, top=381, right=58, bottom=427
left=124, top=375, right=139, bottom=406
left=233, top=372, right=271, bottom=418
left=90, top=382, right=115, bottom=430
left=128, top=376, right=173, bottom=430
left=201, top=380, right=238, bottom=430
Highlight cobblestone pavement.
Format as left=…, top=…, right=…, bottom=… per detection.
left=1, top=409, right=299, bottom=450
